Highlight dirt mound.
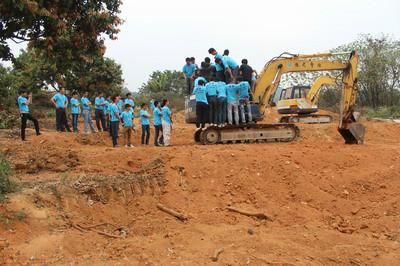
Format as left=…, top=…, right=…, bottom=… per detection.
left=75, top=133, right=107, bottom=146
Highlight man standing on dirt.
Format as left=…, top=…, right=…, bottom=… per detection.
left=110, top=96, right=121, bottom=147
left=161, top=99, right=172, bottom=147
left=81, top=92, right=97, bottom=134
left=94, top=92, right=107, bottom=132
left=18, top=88, right=40, bottom=141
left=51, top=87, right=71, bottom=132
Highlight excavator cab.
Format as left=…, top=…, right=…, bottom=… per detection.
left=277, top=86, right=318, bottom=115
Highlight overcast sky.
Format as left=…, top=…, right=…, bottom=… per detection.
left=4, top=0, right=400, bottom=91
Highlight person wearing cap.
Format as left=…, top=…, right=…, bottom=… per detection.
left=17, top=88, right=40, bottom=141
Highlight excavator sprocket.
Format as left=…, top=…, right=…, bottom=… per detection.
left=195, top=123, right=300, bottom=145
left=279, top=114, right=333, bottom=124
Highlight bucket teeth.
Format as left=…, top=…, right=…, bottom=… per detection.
left=338, top=122, right=365, bottom=144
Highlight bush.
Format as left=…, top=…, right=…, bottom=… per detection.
left=0, top=154, right=14, bottom=202
left=363, top=106, right=400, bottom=119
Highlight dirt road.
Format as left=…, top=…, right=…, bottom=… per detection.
left=1, top=112, right=400, bottom=265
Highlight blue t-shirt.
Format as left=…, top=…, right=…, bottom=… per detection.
left=124, top=98, right=135, bottom=108
left=121, top=111, right=133, bottom=127
left=153, top=107, right=162, bottom=126
left=149, top=100, right=155, bottom=110
left=70, top=98, right=80, bottom=114
left=205, top=81, right=218, bottom=96
left=18, top=96, right=29, bottom=113
left=52, top=93, right=67, bottom=109
left=110, top=103, right=120, bottom=122
left=182, top=63, right=196, bottom=78
left=162, top=106, right=172, bottom=124
left=238, top=81, right=250, bottom=99
left=193, top=85, right=208, bottom=104
left=194, top=76, right=207, bottom=87
left=214, top=53, right=224, bottom=71
left=117, top=99, right=124, bottom=113
left=217, top=82, right=227, bottom=98
left=104, top=100, right=110, bottom=115
left=226, top=84, right=239, bottom=103
left=223, top=56, right=238, bottom=69
left=95, top=97, right=105, bottom=110
left=140, top=109, right=150, bottom=125
left=81, top=97, right=91, bottom=111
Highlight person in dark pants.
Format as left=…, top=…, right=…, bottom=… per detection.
left=140, top=103, right=151, bottom=145
left=194, top=80, right=209, bottom=129
left=94, top=92, right=107, bottom=131
left=208, top=48, right=226, bottom=82
left=152, top=100, right=164, bottom=146
left=109, top=96, right=121, bottom=147
left=182, top=57, right=196, bottom=95
left=239, top=59, right=254, bottom=86
left=205, top=77, right=219, bottom=125
left=18, top=89, right=40, bottom=141
left=51, top=87, right=71, bottom=132
left=216, top=81, right=228, bottom=126
left=70, top=91, right=81, bottom=133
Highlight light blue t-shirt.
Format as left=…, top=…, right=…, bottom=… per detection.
left=124, top=98, right=135, bottom=108
left=95, top=97, right=105, bottom=110
left=238, top=81, right=250, bottom=99
left=70, top=98, right=80, bottom=114
left=117, top=99, right=124, bottom=113
left=205, top=81, right=218, bottom=96
left=226, top=84, right=239, bottom=103
left=223, top=55, right=238, bottom=69
left=162, top=106, right=172, bottom=124
left=193, top=85, right=208, bottom=104
left=81, top=97, right=91, bottom=111
left=140, top=109, right=150, bottom=126
left=110, top=103, right=120, bottom=122
left=217, top=82, right=227, bottom=98
left=52, top=93, right=67, bottom=109
left=149, top=100, right=155, bottom=110
left=153, top=107, right=162, bottom=126
left=18, top=96, right=29, bottom=113
left=104, top=100, right=110, bottom=115
left=194, top=76, right=207, bottom=87
left=121, top=111, right=133, bottom=127
left=182, top=63, right=196, bottom=78
left=214, top=53, right=224, bottom=72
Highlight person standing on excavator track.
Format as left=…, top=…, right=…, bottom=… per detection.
left=208, top=48, right=226, bottom=82
left=193, top=79, right=209, bottom=129
left=182, top=57, right=196, bottom=95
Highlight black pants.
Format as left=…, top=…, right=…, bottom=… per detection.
left=186, top=77, right=193, bottom=95
left=72, top=114, right=79, bottom=132
left=110, top=121, right=119, bottom=146
left=196, top=102, right=209, bottom=128
left=141, top=125, right=150, bottom=145
left=154, top=125, right=164, bottom=146
left=56, top=108, right=71, bottom=132
left=20, top=113, right=40, bottom=141
left=208, top=96, right=218, bottom=124
left=95, top=109, right=107, bottom=131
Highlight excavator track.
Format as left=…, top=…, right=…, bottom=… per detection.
left=194, top=123, right=300, bottom=145
left=279, top=114, right=333, bottom=124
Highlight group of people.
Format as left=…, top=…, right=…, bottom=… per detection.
left=183, top=48, right=258, bottom=129
left=17, top=88, right=174, bottom=148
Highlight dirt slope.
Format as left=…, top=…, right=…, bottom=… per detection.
left=1, top=112, right=400, bottom=265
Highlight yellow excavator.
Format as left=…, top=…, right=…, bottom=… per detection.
left=277, top=76, right=339, bottom=123
left=195, top=51, right=365, bottom=145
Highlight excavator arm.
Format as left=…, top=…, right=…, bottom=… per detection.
left=307, top=76, right=338, bottom=104
left=253, top=51, right=365, bottom=144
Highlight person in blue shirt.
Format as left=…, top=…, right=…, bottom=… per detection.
left=124, top=92, right=135, bottom=112
left=208, top=48, right=226, bottom=82
left=140, top=103, right=151, bottom=145
left=109, top=96, right=121, bottom=147
left=81, top=92, right=96, bottom=134
left=182, top=57, right=196, bottom=95
left=152, top=100, right=164, bottom=146
left=194, top=76, right=207, bottom=87
left=117, top=96, right=124, bottom=115
left=222, top=49, right=239, bottom=84
left=205, top=78, right=219, bottom=125
left=70, top=91, right=81, bottom=133
left=51, top=87, right=71, bottom=132
left=149, top=99, right=155, bottom=111
left=94, top=91, right=107, bottom=132
left=161, top=99, right=172, bottom=147
left=226, top=82, right=240, bottom=125
left=238, top=80, right=253, bottom=123
left=193, top=80, right=209, bottom=129
left=18, top=88, right=40, bottom=141
left=216, top=81, right=228, bottom=127
left=120, top=104, right=134, bottom=148
left=104, top=96, right=112, bottom=135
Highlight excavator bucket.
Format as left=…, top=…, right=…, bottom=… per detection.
left=338, top=122, right=365, bottom=144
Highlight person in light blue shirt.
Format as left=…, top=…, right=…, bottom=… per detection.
left=140, top=103, right=151, bottom=145
left=182, top=57, right=197, bottom=95
left=205, top=78, right=219, bottom=125
left=194, top=76, right=207, bottom=87
left=70, top=91, right=81, bottom=133
left=149, top=99, right=155, bottom=111
left=104, top=96, right=112, bottom=135
left=81, top=92, right=96, bottom=134
left=226, top=83, right=240, bottom=125
left=193, top=80, right=209, bottom=129
left=161, top=99, right=172, bottom=146
left=124, top=92, right=135, bottom=113
left=50, top=88, right=71, bottom=132
left=216, top=81, right=227, bottom=126
left=110, top=96, right=121, bottom=147
left=94, top=92, right=107, bottom=131
left=222, top=49, right=239, bottom=83
left=120, top=104, right=134, bottom=148
left=208, top=48, right=226, bottom=82
left=152, top=100, right=164, bottom=146
left=117, top=97, right=124, bottom=114
left=237, top=81, right=252, bottom=123
left=18, top=88, right=40, bottom=141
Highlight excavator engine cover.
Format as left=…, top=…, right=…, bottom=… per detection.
left=338, top=123, right=365, bottom=144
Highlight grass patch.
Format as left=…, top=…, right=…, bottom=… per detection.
left=363, top=106, right=400, bottom=119
left=0, top=153, right=15, bottom=202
